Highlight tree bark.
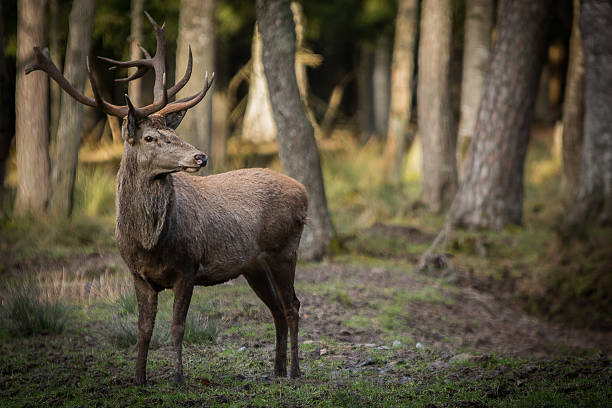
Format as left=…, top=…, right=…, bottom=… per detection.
left=457, top=0, right=494, bottom=165
left=383, top=0, right=418, bottom=184
left=450, top=0, right=553, bottom=229
left=356, top=45, right=374, bottom=141
left=256, top=0, right=335, bottom=261
left=176, top=0, right=215, bottom=174
left=0, top=0, right=14, bottom=214
left=14, top=0, right=51, bottom=217
left=129, top=0, right=144, bottom=106
left=48, top=0, right=96, bottom=218
left=372, top=34, right=391, bottom=138
left=417, top=0, right=457, bottom=212
left=568, top=0, right=612, bottom=224
left=561, top=0, right=584, bottom=202
left=242, top=25, right=277, bottom=143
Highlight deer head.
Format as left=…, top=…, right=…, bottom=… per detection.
left=25, top=11, right=213, bottom=177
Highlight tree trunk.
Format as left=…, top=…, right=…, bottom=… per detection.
left=561, top=0, right=584, bottom=202
left=457, top=0, right=494, bottom=165
left=356, top=45, right=374, bottom=141
left=176, top=0, right=215, bottom=174
left=129, top=0, right=144, bottom=106
left=14, top=0, right=50, bottom=217
left=49, top=0, right=62, bottom=141
left=242, top=25, right=277, bottom=143
left=450, top=0, right=553, bottom=229
left=0, top=0, right=14, bottom=214
left=568, top=0, right=612, bottom=224
left=383, top=0, right=418, bottom=184
left=48, top=0, right=96, bottom=218
left=417, top=0, right=457, bottom=212
left=372, top=34, right=391, bottom=138
left=256, top=0, right=335, bottom=261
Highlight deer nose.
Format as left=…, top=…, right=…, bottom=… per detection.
left=194, top=154, right=208, bottom=167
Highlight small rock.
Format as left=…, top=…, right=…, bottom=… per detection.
left=377, top=346, right=390, bottom=350
left=430, top=360, right=451, bottom=370
left=303, top=340, right=314, bottom=345
left=356, top=358, right=375, bottom=368
left=415, top=342, right=424, bottom=349
left=392, top=340, right=403, bottom=348
left=237, top=346, right=247, bottom=352
left=319, top=348, right=328, bottom=356
left=450, top=352, right=472, bottom=363
left=364, top=343, right=376, bottom=348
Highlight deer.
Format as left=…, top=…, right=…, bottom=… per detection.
left=26, top=12, right=307, bottom=384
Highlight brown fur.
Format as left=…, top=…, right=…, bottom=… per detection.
left=116, top=115, right=307, bottom=384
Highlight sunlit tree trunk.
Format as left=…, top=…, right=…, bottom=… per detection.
left=418, top=0, right=457, bottom=212
left=48, top=0, right=96, bottom=218
left=457, top=0, right=494, bottom=166
left=256, top=0, right=335, bottom=260
left=568, top=0, right=612, bottom=224
left=450, top=0, right=553, bottom=229
left=14, top=0, right=50, bottom=217
left=561, top=0, right=584, bottom=202
left=129, top=0, right=144, bottom=106
left=383, top=0, right=418, bottom=184
left=372, top=34, right=391, bottom=138
left=242, top=25, right=277, bottom=143
left=0, top=0, right=14, bottom=213
left=176, top=0, right=215, bottom=174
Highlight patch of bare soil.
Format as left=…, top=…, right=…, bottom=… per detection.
left=296, top=263, right=612, bottom=357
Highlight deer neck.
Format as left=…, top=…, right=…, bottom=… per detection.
left=116, top=151, right=174, bottom=250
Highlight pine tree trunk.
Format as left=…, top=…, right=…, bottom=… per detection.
left=176, top=0, right=215, bottom=174
left=457, top=0, right=494, bottom=165
left=0, top=0, right=14, bottom=213
left=129, top=0, right=144, bottom=106
left=14, top=0, right=51, bottom=217
left=383, top=0, right=418, bottom=184
left=372, top=34, right=391, bottom=138
left=569, top=0, right=612, bottom=224
left=561, top=0, right=584, bottom=202
left=48, top=0, right=96, bottom=218
left=418, top=0, right=457, bottom=212
left=256, top=0, right=335, bottom=260
left=450, top=0, right=553, bottom=229
left=242, top=25, right=277, bottom=143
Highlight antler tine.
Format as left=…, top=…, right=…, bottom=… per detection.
left=26, top=47, right=98, bottom=109
left=159, top=72, right=214, bottom=116
left=143, top=11, right=167, bottom=102
left=138, top=44, right=152, bottom=59
left=86, top=57, right=128, bottom=117
left=167, top=46, right=192, bottom=98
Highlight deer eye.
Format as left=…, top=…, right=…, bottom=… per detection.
left=144, top=136, right=153, bottom=143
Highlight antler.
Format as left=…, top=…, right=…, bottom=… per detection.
left=25, top=11, right=213, bottom=120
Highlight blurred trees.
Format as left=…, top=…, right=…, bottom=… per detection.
left=568, top=0, right=612, bottom=225
left=49, top=0, right=95, bottom=217
left=457, top=0, right=493, bottom=166
left=256, top=0, right=334, bottom=260
left=418, top=0, right=457, bottom=213
left=176, top=0, right=215, bottom=174
left=14, top=0, right=50, bottom=217
left=129, top=0, right=144, bottom=106
left=450, top=0, right=554, bottom=229
left=383, top=0, right=418, bottom=184
left=0, top=1, right=13, bottom=214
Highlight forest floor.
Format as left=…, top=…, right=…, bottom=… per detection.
left=0, top=220, right=610, bottom=407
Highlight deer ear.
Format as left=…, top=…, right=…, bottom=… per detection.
left=124, top=94, right=138, bottom=144
left=164, top=110, right=187, bottom=130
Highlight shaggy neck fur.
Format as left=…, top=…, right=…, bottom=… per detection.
left=116, top=147, right=173, bottom=250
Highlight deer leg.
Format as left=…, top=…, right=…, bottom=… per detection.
left=267, top=257, right=301, bottom=379
left=133, top=275, right=159, bottom=385
left=244, top=270, right=288, bottom=377
left=171, top=278, right=194, bottom=384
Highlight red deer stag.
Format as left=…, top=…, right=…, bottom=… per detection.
left=26, top=12, right=306, bottom=384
